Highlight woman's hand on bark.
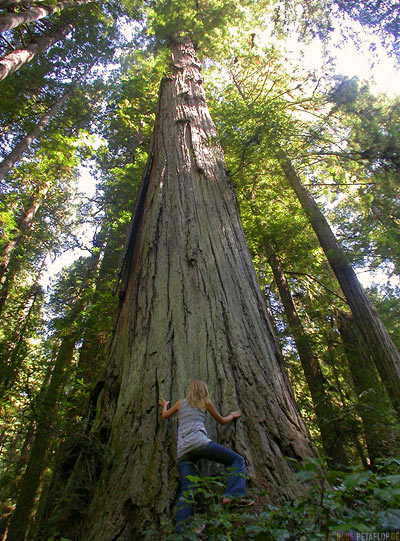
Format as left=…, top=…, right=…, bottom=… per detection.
left=158, top=398, right=169, bottom=408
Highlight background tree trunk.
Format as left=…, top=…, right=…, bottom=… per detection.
left=6, top=252, right=100, bottom=541
left=0, top=0, right=90, bottom=33
left=54, top=39, right=315, bottom=540
left=6, top=335, right=79, bottom=541
left=276, top=148, right=400, bottom=416
left=0, top=88, right=73, bottom=182
left=0, top=0, right=26, bottom=8
left=0, top=283, right=41, bottom=390
left=0, top=183, right=49, bottom=282
left=267, top=247, right=349, bottom=467
left=336, top=310, right=398, bottom=462
left=0, top=21, right=73, bottom=81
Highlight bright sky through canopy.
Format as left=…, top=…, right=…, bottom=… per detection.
left=42, top=18, right=400, bottom=290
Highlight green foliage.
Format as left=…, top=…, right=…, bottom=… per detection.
left=149, top=458, right=400, bottom=540
left=272, top=0, right=400, bottom=60
left=367, top=285, right=400, bottom=350
left=298, top=85, right=400, bottom=285
left=332, top=0, right=400, bottom=59
left=141, top=0, right=247, bottom=57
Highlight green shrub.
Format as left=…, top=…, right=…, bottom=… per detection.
left=151, top=458, right=400, bottom=540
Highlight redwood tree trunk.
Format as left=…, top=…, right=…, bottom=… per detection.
left=267, top=247, right=349, bottom=466
left=0, top=283, right=41, bottom=389
left=336, top=310, right=397, bottom=462
left=55, top=40, right=314, bottom=540
left=6, top=253, right=100, bottom=541
left=6, top=334, right=79, bottom=541
left=0, top=184, right=49, bottom=282
left=0, top=0, right=89, bottom=33
left=0, top=89, right=73, bottom=182
left=276, top=148, right=400, bottom=416
left=0, top=21, right=73, bottom=81
left=0, top=0, right=26, bottom=8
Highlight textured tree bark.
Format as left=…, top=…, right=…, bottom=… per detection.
left=267, top=247, right=349, bottom=467
left=0, top=0, right=90, bottom=33
left=276, top=148, right=400, bottom=417
left=55, top=40, right=314, bottom=540
left=0, top=21, right=73, bottom=81
left=0, top=0, right=26, bottom=8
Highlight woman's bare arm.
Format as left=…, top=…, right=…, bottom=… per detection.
left=158, top=398, right=182, bottom=419
left=206, top=401, right=241, bottom=425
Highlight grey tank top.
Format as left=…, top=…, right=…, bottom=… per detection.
left=177, top=399, right=211, bottom=459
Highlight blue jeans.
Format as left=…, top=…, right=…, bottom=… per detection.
left=176, top=441, right=247, bottom=531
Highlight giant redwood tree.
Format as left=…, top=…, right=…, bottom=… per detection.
left=50, top=38, right=315, bottom=539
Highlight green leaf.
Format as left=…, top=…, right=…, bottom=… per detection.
left=186, top=534, right=199, bottom=541
left=186, top=475, right=202, bottom=483
left=342, top=471, right=372, bottom=490
left=295, top=469, right=319, bottom=482
left=374, top=487, right=400, bottom=501
left=379, top=509, right=400, bottom=530
left=271, top=528, right=291, bottom=540
left=330, top=522, right=371, bottom=533
left=245, top=523, right=265, bottom=534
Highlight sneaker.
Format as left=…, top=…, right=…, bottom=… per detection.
left=222, top=497, right=255, bottom=507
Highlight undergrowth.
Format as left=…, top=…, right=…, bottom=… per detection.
left=145, top=457, right=400, bottom=540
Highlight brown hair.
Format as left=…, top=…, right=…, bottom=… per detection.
left=186, top=380, right=210, bottom=412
